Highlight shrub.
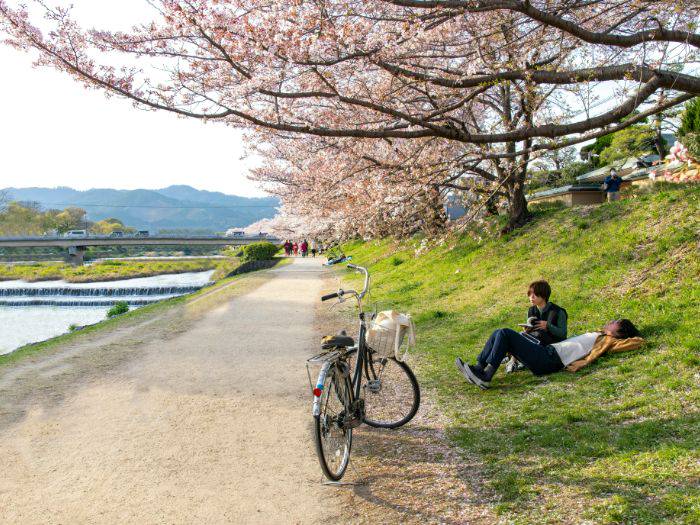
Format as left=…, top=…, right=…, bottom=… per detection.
left=240, top=241, right=279, bottom=261
left=106, top=301, right=129, bottom=318
left=599, top=124, right=656, bottom=165
left=681, top=132, right=700, bottom=159
left=678, top=99, right=700, bottom=160
left=678, top=97, right=700, bottom=137
left=530, top=200, right=566, bottom=214
left=560, top=161, right=595, bottom=184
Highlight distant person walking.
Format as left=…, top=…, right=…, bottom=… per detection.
left=602, top=168, right=623, bottom=202
left=283, top=240, right=292, bottom=256
left=300, top=240, right=309, bottom=258
left=311, top=240, right=318, bottom=258
left=292, top=242, right=299, bottom=256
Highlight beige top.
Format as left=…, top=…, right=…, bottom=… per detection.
left=551, top=332, right=600, bottom=366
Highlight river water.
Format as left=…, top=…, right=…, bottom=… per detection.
left=0, top=270, right=215, bottom=355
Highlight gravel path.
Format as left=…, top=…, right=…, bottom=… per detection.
left=0, top=258, right=341, bottom=524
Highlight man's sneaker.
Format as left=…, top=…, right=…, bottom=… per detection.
left=455, top=357, right=475, bottom=385
left=505, top=357, right=528, bottom=374
left=463, top=364, right=491, bottom=390
left=455, top=357, right=490, bottom=389
left=455, top=357, right=469, bottom=377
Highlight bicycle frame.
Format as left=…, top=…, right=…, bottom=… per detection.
left=310, top=315, right=368, bottom=421
left=310, top=264, right=371, bottom=422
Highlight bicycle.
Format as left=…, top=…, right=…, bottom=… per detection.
left=307, top=264, right=421, bottom=481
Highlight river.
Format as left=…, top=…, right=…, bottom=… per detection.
left=0, top=270, right=215, bottom=355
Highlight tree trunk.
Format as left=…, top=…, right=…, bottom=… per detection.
left=655, top=128, right=667, bottom=160
left=484, top=194, right=499, bottom=216
left=420, top=187, right=448, bottom=235
left=502, top=180, right=531, bottom=234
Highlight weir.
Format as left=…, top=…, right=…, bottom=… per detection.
left=0, top=270, right=217, bottom=356
left=0, top=285, right=208, bottom=297
left=0, top=298, right=166, bottom=307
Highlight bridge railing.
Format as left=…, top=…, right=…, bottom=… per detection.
left=0, top=235, right=279, bottom=241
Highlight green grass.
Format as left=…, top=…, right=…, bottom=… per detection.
left=340, top=184, right=700, bottom=524
left=0, top=258, right=238, bottom=283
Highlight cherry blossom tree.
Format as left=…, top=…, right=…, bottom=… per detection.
left=243, top=210, right=334, bottom=240
left=249, top=132, right=455, bottom=238
left=1, top=0, right=698, bottom=233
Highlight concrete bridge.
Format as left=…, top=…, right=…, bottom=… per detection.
left=0, top=235, right=280, bottom=264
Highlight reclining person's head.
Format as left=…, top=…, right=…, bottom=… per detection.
left=603, top=319, right=640, bottom=339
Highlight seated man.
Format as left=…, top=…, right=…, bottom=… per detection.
left=506, top=280, right=567, bottom=372
left=455, top=320, right=642, bottom=389
left=524, top=280, right=568, bottom=345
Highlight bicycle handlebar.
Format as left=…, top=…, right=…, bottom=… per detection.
left=320, top=264, right=370, bottom=306
left=347, top=264, right=369, bottom=299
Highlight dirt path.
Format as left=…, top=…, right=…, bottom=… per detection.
left=0, top=258, right=342, bottom=524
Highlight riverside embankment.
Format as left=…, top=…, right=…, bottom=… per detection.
left=0, top=258, right=344, bottom=524
left=0, top=270, right=216, bottom=355
left=0, top=257, right=236, bottom=283
left=0, top=256, right=276, bottom=355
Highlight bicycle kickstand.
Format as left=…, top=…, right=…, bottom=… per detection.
left=320, top=478, right=366, bottom=487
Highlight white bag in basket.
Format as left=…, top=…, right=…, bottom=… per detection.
left=367, top=310, right=416, bottom=361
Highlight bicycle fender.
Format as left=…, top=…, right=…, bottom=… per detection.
left=312, top=361, right=334, bottom=417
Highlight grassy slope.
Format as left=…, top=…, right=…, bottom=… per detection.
left=341, top=184, right=699, bottom=524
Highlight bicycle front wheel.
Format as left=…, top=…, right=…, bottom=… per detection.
left=314, top=364, right=353, bottom=481
left=362, top=355, right=420, bottom=429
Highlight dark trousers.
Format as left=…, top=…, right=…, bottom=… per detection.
left=477, top=328, right=564, bottom=376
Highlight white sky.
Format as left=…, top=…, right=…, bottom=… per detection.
left=0, top=1, right=266, bottom=197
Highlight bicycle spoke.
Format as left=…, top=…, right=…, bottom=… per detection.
left=362, top=356, right=420, bottom=429
left=314, top=365, right=352, bottom=480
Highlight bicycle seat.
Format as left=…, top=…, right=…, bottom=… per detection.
left=321, top=334, right=355, bottom=349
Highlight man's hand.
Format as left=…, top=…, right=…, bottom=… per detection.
left=533, top=320, right=548, bottom=331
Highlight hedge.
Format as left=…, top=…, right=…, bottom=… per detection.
left=240, top=241, right=279, bottom=261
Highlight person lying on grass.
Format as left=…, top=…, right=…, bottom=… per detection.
left=455, top=320, right=643, bottom=390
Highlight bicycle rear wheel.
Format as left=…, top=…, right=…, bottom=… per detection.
left=314, top=364, right=353, bottom=481
left=362, top=355, right=420, bottom=429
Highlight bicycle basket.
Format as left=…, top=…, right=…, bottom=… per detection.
left=366, top=323, right=397, bottom=358
left=366, top=311, right=415, bottom=361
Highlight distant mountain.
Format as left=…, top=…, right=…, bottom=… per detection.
left=3, top=185, right=279, bottom=233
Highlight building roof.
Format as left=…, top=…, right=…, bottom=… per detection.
left=576, top=157, right=643, bottom=183
left=576, top=165, right=613, bottom=183
left=527, top=184, right=601, bottom=201
left=622, top=169, right=651, bottom=181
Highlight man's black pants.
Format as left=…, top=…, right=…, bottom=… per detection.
left=477, top=328, right=564, bottom=376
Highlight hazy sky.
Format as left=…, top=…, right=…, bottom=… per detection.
left=0, top=1, right=266, bottom=197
